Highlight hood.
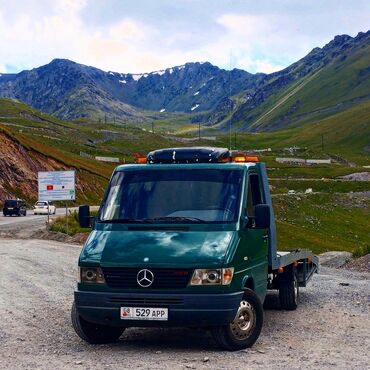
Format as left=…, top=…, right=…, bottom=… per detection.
left=80, top=229, right=237, bottom=268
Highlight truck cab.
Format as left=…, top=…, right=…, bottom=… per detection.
left=72, top=147, right=318, bottom=350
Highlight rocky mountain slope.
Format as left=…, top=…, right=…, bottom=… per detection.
left=0, top=60, right=144, bottom=121
left=0, top=60, right=257, bottom=120
left=0, top=127, right=110, bottom=205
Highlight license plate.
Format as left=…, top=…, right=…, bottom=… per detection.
left=120, top=307, right=168, bottom=321
left=7, top=208, right=13, bottom=210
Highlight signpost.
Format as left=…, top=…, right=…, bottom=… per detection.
left=38, top=171, right=76, bottom=234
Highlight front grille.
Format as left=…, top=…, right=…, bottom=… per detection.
left=102, top=268, right=192, bottom=289
left=107, top=296, right=184, bottom=305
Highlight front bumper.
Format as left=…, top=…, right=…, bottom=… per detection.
left=74, top=290, right=243, bottom=327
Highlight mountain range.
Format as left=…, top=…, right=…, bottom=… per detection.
left=0, top=30, right=369, bottom=132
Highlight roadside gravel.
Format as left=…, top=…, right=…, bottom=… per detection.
left=0, top=238, right=369, bottom=370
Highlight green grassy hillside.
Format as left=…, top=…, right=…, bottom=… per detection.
left=234, top=40, right=370, bottom=132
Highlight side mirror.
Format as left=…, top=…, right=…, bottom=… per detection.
left=254, top=204, right=270, bottom=229
left=79, top=205, right=91, bottom=228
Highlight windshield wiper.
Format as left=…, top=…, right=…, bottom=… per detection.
left=147, top=216, right=206, bottom=223
left=98, top=218, right=153, bottom=224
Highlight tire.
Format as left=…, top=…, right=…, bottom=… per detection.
left=279, top=271, right=299, bottom=310
left=211, top=289, right=264, bottom=351
left=71, top=302, right=124, bottom=344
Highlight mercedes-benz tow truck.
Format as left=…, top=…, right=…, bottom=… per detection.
left=72, top=147, right=318, bottom=350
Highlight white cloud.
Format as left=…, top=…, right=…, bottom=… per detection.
left=253, top=60, right=285, bottom=74
left=0, top=1, right=368, bottom=74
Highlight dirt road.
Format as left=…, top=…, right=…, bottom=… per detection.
left=0, top=238, right=369, bottom=369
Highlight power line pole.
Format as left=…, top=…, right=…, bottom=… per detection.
left=229, top=50, right=233, bottom=150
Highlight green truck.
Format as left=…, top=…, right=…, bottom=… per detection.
left=72, top=147, right=318, bottom=350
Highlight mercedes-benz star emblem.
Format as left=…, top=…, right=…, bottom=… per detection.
left=137, top=269, right=154, bottom=287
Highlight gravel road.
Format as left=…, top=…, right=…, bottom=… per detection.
left=0, top=238, right=369, bottom=370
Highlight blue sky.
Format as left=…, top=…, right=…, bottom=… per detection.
left=0, top=0, right=369, bottom=74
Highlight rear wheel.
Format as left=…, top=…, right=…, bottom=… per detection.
left=211, top=289, right=263, bottom=351
left=279, top=270, right=299, bottom=310
left=71, top=302, right=124, bottom=344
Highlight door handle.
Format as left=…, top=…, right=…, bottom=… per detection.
left=263, top=234, right=269, bottom=242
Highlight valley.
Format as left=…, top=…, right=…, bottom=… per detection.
left=0, top=31, right=369, bottom=257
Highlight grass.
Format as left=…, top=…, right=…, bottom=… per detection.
left=352, top=245, right=370, bottom=258
left=50, top=210, right=98, bottom=235
left=270, top=179, right=370, bottom=194
left=273, top=193, right=370, bottom=255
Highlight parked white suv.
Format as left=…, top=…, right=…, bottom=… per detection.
left=34, top=201, right=56, bottom=215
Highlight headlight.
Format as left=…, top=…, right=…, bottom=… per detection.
left=78, top=267, right=105, bottom=284
left=190, top=268, right=234, bottom=285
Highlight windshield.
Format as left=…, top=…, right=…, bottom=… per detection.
left=99, top=169, right=243, bottom=223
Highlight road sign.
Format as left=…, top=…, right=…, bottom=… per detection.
left=38, top=171, right=76, bottom=201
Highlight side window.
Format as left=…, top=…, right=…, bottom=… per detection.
left=246, top=174, right=262, bottom=219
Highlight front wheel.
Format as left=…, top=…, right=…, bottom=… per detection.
left=71, top=302, right=124, bottom=344
left=211, top=289, right=264, bottom=351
